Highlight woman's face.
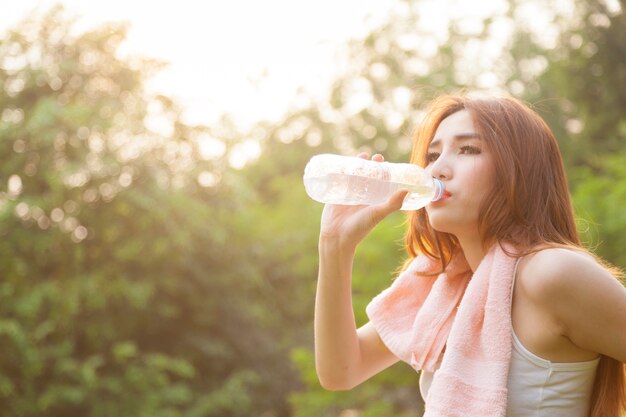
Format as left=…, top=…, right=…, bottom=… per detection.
left=425, top=109, right=496, bottom=237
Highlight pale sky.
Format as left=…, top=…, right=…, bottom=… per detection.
left=4, top=0, right=609, bottom=170
left=1, top=0, right=398, bottom=130
left=3, top=0, right=605, bottom=148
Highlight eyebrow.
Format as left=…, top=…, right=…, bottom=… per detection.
left=428, top=133, right=481, bottom=148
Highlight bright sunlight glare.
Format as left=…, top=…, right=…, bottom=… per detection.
left=0, top=0, right=400, bottom=131
left=2, top=0, right=590, bottom=168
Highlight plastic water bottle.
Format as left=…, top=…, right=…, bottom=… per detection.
left=303, top=154, right=444, bottom=210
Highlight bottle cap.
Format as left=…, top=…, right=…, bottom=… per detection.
left=432, top=178, right=444, bottom=202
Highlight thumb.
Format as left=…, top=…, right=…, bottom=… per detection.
left=369, top=188, right=409, bottom=225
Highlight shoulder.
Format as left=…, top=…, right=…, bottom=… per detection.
left=516, top=246, right=623, bottom=335
left=515, top=247, right=615, bottom=325
left=517, top=247, right=626, bottom=360
left=517, top=247, right=609, bottom=301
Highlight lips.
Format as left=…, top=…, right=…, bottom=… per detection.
left=432, top=190, right=452, bottom=204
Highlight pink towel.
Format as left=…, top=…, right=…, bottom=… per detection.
left=366, top=244, right=518, bottom=417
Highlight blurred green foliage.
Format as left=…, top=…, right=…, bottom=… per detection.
left=0, top=5, right=304, bottom=417
left=0, top=1, right=624, bottom=416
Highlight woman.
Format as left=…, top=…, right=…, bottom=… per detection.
left=314, top=94, right=626, bottom=417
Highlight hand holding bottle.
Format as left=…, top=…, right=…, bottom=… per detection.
left=318, top=153, right=409, bottom=250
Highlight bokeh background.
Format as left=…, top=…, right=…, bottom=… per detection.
left=1, top=0, right=625, bottom=416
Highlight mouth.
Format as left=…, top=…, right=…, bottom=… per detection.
left=432, top=190, right=452, bottom=204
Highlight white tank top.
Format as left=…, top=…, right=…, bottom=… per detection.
left=419, top=330, right=600, bottom=417
left=419, top=257, right=600, bottom=416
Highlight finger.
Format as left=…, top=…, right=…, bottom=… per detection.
left=386, top=188, right=409, bottom=210
left=369, top=188, right=409, bottom=224
left=357, top=152, right=369, bottom=159
left=371, top=153, right=384, bottom=162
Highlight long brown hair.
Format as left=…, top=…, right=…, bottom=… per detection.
left=404, top=94, right=626, bottom=417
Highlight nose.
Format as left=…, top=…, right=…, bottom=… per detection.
left=428, top=154, right=452, bottom=181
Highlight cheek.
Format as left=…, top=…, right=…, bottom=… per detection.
left=475, top=170, right=498, bottom=213
left=467, top=159, right=496, bottom=192
left=459, top=162, right=496, bottom=214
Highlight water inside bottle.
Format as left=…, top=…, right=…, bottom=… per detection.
left=400, top=184, right=435, bottom=210
left=303, top=173, right=434, bottom=210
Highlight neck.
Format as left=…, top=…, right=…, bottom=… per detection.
left=457, top=234, right=490, bottom=272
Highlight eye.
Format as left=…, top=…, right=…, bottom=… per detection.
left=460, top=145, right=481, bottom=155
left=426, top=151, right=440, bottom=163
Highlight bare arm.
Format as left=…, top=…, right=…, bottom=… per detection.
left=314, top=153, right=405, bottom=390
left=315, top=240, right=400, bottom=390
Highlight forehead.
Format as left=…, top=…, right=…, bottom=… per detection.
left=430, top=110, right=477, bottom=144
